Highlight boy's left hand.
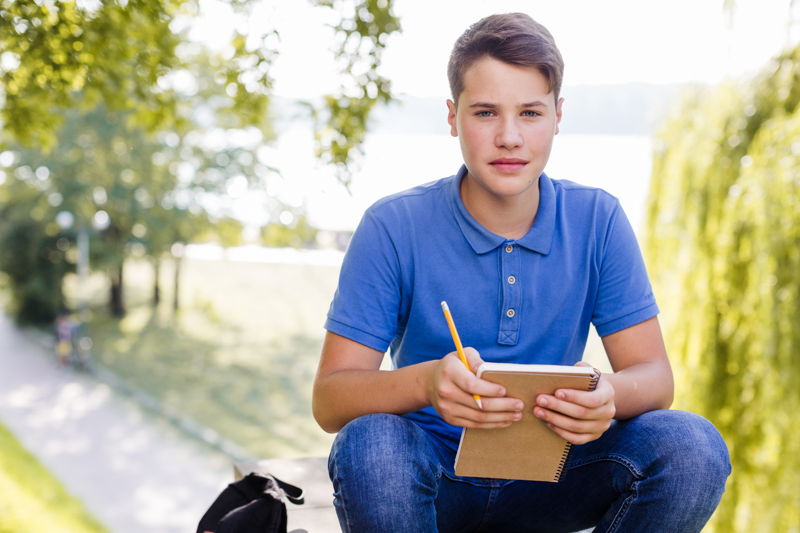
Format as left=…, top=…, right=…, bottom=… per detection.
left=532, top=363, right=616, bottom=445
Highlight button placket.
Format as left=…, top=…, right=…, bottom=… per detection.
left=498, top=241, right=521, bottom=345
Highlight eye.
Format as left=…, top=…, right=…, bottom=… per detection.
left=522, top=110, right=542, bottom=118
left=474, top=110, right=494, bottom=117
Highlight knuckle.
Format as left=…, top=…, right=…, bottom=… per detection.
left=437, top=386, right=453, bottom=400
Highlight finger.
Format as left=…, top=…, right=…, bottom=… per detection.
left=443, top=400, right=522, bottom=426
left=461, top=346, right=485, bottom=374
left=468, top=376, right=509, bottom=398
left=450, top=416, right=517, bottom=429
left=443, top=354, right=506, bottom=397
left=552, top=385, right=613, bottom=410
left=478, top=396, right=524, bottom=412
left=543, top=421, right=599, bottom=445
left=443, top=381, right=513, bottom=412
left=534, top=405, right=611, bottom=436
left=456, top=405, right=523, bottom=427
left=535, top=394, right=607, bottom=420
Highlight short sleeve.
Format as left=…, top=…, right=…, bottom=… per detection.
left=592, top=203, right=659, bottom=337
left=324, top=208, right=402, bottom=352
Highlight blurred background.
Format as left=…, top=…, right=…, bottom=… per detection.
left=0, top=0, right=798, bottom=532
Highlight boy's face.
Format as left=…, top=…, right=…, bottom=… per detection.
left=447, top=55, right=563, bottom=202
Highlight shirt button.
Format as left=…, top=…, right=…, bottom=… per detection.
left=507, top=275, right=516, bottom=285
left=505, top=245, right=514, bottom=253
left=506, top=308, right=516, bottom=318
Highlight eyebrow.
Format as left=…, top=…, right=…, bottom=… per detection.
left=468, top=101, right=548, bottom=109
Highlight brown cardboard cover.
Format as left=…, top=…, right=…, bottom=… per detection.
left=454, top=364, right=599, bottom=482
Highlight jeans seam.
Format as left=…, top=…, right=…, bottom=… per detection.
left=330, top=466, right=356, bottom=533
left=475, top=484, right=500, bottom=531
left=567, top=453, right=644, bottom=479
left=605, top=481, right=638, bottom=533
left=332, top=484, right=355, bottom=533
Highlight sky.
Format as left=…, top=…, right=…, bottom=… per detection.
left=188, top=0, right=799, bottom=99
left=186, top=0, right=799, bottom=233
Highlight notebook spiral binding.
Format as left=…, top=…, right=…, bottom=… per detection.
left=553, top=443, right=572, bottom=482
left=553, top=369, right=602, bottom=482
left=588, top=369, right=601, bottom=392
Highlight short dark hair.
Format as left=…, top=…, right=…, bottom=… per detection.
left=447, top=13, right=564, bottom=103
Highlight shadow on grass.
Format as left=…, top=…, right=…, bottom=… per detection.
left=87, top=304, right=332, bottom=459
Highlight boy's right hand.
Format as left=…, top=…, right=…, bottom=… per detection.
left=426, top=347, right=524, bottom=428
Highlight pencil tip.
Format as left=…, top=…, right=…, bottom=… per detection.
left=440, top=301, right=448, bottom=311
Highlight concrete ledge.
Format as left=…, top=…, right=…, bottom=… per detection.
left=234, top=457, right=339, bottom=533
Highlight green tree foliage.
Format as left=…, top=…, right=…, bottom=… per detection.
left=260, top=212, right=318, bottom=248
left=0, top=182, right=71, bottom=323
left=0, top=0, right=399, bottom=181
left=0, top=0, right=399, bottom=323
left=644, top=45, right=800, bottom=532
left=199, top=216, right=245, bottom=248
left=309, top=0, right=401, bottom=188
left=0, top=0, right=185, bottom=149
left=1, top=104, right=182, bottom=317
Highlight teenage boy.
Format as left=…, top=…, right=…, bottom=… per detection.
left=313, top=12, right=730, bottom=533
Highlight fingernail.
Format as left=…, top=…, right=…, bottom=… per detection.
left=513, top=412, right=522, bottom=421
left=556, top=391, right=566, bottom=400
left=537, top=396, right=548, bottom=407
left=515, top=401, right=524, bottom=411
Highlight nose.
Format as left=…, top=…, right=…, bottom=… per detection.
left=495, top=117, right=523, bottom=149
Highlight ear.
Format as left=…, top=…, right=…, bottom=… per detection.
left=554, top=97, right=564, bottom=135
left=446, top=99, right=458, bottom=137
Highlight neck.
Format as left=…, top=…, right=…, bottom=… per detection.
left=460, top=177, right=540, bottom=240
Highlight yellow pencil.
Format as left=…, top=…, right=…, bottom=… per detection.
left=440, top=301, right=483, bottom=409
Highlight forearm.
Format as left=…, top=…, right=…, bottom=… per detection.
left=312, top=360, right=437, bottom=433
left=604, top=359, right=674, bottom=419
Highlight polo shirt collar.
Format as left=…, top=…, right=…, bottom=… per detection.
left=450, top=165, right=556, bottom=255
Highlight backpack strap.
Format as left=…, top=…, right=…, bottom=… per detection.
left=271, top=475, right=304, bottom=505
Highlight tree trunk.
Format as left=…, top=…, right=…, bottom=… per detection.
left=152, top=257, right=161, bottom=306
left=172, top=252, right=182, bottom=311
left=109, top=261, right=125, bottom=317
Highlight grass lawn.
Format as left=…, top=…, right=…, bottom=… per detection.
left=0, top=421, right=109, bottom=533
left=67, top=255, right=340, bottom=459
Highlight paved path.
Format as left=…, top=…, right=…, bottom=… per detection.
left=0, top=313, right=234, bottom=533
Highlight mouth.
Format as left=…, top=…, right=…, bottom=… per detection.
left=489, top=158, right=528, bottom=172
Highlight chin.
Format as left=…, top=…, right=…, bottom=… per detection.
left=486, top=181, right=536, bottom=198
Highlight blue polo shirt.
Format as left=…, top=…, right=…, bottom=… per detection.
left=325, top=165, right=658, bottom=449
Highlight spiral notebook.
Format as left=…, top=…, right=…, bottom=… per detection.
left=454, top=363, right=600, bottom=482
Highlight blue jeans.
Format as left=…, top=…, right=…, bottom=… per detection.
left=328, top=410, right=730, bottom=532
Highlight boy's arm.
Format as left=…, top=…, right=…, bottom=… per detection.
left=601, top=315, right=674, bottom=417
left=532, top=316, right=673, bottom=444
left=312, top=331, right=523, bottom=433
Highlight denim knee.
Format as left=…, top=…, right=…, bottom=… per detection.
left=328, top=413, right=441, bottom=495
left=328, top=414, right=442, bottom=532
left=635, top=410, right=731, bottom=508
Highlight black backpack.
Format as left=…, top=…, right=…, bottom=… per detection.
left=197, top=472, right=304, bottom=533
